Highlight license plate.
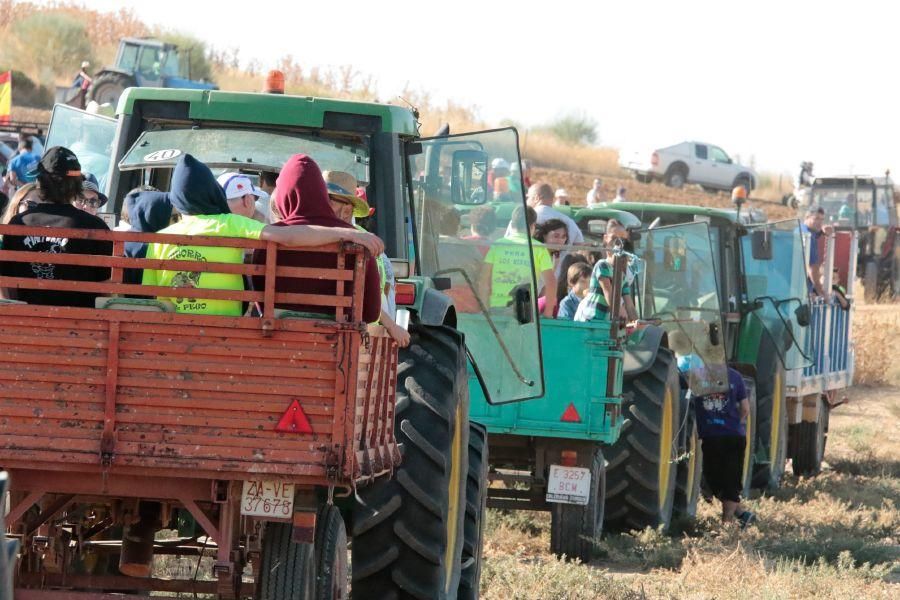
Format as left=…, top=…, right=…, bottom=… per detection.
left=546, top=465, right=592, bottom=505
left=240, top=480, right=295, bottom=518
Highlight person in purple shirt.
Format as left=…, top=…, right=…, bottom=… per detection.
left=689, top=365, right=757, bottom=528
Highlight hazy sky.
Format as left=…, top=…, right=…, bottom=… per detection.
left=80, top=0, right=897, bottom=176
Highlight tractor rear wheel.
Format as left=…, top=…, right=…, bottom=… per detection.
left=314, top=505, right=348, bottom=600
left=752, top=363, right=788, bottom=491
left=550, top=445, right=605, bottom=562
left=352, top=324, right=469, bottom=600
left=89, top=72, right=133, bottom=106
left=257, top=521, right=316, bottom=600
left=863, top=260, right=879, bottom=302
left=673, top=408, right=702, bottom=521
left=457, top=422, right=488, bottom=600
left=604, top=348, right=680, bottom=533
left=790, top=396, right=829, bottom=477
left=740, top=382, right=758, bottom=499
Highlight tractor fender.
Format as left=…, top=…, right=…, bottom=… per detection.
left=417, top=288, right=458, bottom=328
left=622, top=324, right=669, bottom=378
left=96, top=67, right=136, bottom=80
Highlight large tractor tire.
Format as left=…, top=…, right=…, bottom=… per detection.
left=604, top=348, right=680, bottom=533
left=673, top=405, right=702, bottom=521
left=752, top=362, right=788, bottom=491
left=257, top=521, right=316, bottom=600
left=790, top=395, right=829, bottom=477
left=740, top=381, right=758, bottom=500
left=352, top=324, right=469, bottom=600
left=863, top=260, right=879, bottom=302
left=314, top=504, right=348, bottom=600
left=458, top=422, right=488, bottom=600
left=89, top=72, right=134, bottom=106
left=550, top=444, right=606, bottom=562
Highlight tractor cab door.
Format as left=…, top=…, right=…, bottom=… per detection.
left=741, top=219, right=812, bottom=369
left=409, top=128, right=544, bottom=403
left=45, top=104, right=117, bottom=211
left=134, top=44, right=165, bottom=87
left=633, top=221, right=729, bottom=394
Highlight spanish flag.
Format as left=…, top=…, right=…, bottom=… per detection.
left=0, top=71, right=11, bottom=125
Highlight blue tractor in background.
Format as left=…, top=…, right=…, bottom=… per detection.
left=88, top=38, right=217, bottom=107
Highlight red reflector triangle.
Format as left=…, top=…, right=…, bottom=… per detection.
left=276, top=400, right=313, bottom=434
left=560, top=403, right=582, bottom=423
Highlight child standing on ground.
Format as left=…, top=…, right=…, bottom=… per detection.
left=694, top=366, right=757, bottom=528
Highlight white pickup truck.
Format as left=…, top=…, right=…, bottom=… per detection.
left=620, top=141, right=757, bottom=192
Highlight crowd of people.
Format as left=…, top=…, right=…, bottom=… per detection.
left=0, top=145, right=412, bottom=347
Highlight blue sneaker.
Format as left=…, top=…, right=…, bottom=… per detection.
left=737, top=510, right=757, bottom=530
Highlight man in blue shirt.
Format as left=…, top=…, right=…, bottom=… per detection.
left=692, top=366, right=756, bottom=528
left=799, top=206, right=833, bottom=297
left=6, top=138, right=41, bottom=187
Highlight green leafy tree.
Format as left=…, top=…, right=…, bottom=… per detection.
left=157, top=32, right=214, bottom=82
left=542, top=112, right=599, bottom=145
left=0, top=13, right=93, bottom=86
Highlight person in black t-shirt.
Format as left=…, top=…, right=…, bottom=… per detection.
left=0, top=147, right=112, bottom=308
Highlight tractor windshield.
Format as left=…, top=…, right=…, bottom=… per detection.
left=634, top=222, right=728, bottom=394
left=410, top=128, right=544, bottom=403
left=811, top=184, right=875, bottom=228
left=118, top=127, right=368, bottom=183
left=741, top=220, right=811, bottom=369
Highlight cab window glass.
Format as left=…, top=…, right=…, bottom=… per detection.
left=709, top=146, right=730, bottom=163
left=695, top=144, right=708, bottom=160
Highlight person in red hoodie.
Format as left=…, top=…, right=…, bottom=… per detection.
left=252, top=154, right=382, bottom=325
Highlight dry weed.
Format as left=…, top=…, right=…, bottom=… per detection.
left=853, top=306, right=900, bottom=386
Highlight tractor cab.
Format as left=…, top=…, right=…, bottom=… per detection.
left=90, top=39, right=217, bottom=108
left=806, top=175, right=898, bottom=300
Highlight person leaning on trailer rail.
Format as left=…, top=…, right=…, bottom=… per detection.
left=574, top=221, right=637, bottom=322
left=140, top=153, right=383, bottom=317
left=799, top=206, right=834, bottom=298
left=0, top=146, right=113, bottom=307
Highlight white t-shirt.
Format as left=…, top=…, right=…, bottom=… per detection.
left=586, top=189, right=603, bottom=205
left=534, top=204, right=584, bottom=244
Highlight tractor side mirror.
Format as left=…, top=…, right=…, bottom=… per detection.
left=751, top=230, right=773, bottom=260
left=663, top=236, right=687, bottom=272
left=451, top=149, right=488, bottom=205
left=794, top=303, right=810, bottom=327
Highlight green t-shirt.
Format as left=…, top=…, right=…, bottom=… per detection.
left=484, top=232, right=553, bottom=308
left=142, top=214, right=265, bottom=316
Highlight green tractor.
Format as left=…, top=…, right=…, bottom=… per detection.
left=88, top=38, right=217, bottom=108
left=599, top=202, right=812, bottom=492
left=45, top=91, right=547, bottom=599
left=455, top=202, right=729, bottom=558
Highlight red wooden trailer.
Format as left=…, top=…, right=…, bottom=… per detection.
left=0, top=226, right=399, bottom=599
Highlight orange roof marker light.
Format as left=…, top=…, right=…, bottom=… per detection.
left=264, top=69, right=285, bottom=94
left=276, top=399, right=313, bottom=434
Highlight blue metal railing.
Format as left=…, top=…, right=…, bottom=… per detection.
left=801, top=301, right=851, bottom=379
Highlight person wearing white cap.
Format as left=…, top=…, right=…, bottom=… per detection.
left=554, top=188, right=570, bottom=206
left=216, top=172, right=266, bottom=221
left=586, top=178, right=605, bottom=206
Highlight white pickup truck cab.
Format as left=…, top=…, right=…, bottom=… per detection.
left=620, top=141, right=757, bottom=192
